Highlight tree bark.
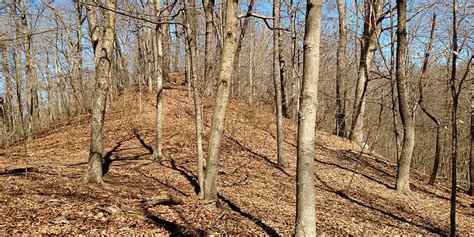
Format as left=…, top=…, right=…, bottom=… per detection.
left=449, top=0, right=458, bottom=235
left=273, top=0, right=287, bottom=168
left=74, top=2, right=85, bottom=113
left=203, top=0, right=239, bottom=204
left=184, top=0, right=205, bottom=198
left=416, top=14, right=440, bottom=185
left=0, top=35, right=13, bottom=132
left=395, top=0, right=415, bottom=195
left=202, top=0, right=215, bottom=94
left=470, top=74, right=474, bottom=195
left=295, top=0, right=322, bottom=235
left=82, top=0, right=116, bottom=184
left=18, top=0, right=39, bottom=136
left=335, top=0, right=347, bottom=138
left=151, top=0, right=164, bottom=161
left=350, top=0, right=382, bottom=146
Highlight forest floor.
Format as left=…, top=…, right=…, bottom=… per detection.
left=0, top=86, right=473, bottom=235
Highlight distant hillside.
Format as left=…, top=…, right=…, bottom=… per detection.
left=0, top=86, right=473, bottom=235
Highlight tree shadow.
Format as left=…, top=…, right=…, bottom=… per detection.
left=217, top=194, right=279, bottom=236
left=102, top=142, right=123, bottom=175
left=141, top=206, right=196, bottom=237
left=225, top=135, right=292, bottom=177
left=137, top=169, right=188, bottom=196
left=0, top=167, right=38, bottom=176
left=314, top=173, right=446, bottom=235
left=314, top=157, right=394, bottom=190
left=169, top=159, right=200, bottom=195
left=133, top=130, right=154, bottom=154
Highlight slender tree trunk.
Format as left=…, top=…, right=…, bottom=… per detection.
left=395, top=0, right=415, bottom=195
left=162, top=0, right=171, bottom=81
left=295, top=0, right=322, bottom=235
left=470, top=82, right=474, bottom=195
left=18, top=0, right=38, bottom=136
left=12, top=3, right=27, bottom=154
left=1, top=35, right=13, bottom=132
left=74, top=3, right=85, bottom=113
left=233, top=0, right=254, bottom=98
left=470, top=76, right=474, bottom=195
left=203, top=0, right=239, bottom=204
left=273, top=0, right=287, bottom=168
left=449, top=0, right=458, bottom=235
left=350, top=0, right=382, bottom=146
left=416, top=14, right=440, bottom=185
left=289, top=0, right=298, bottom=119
left=202, top=0, right=215, bottom=94
left=335, top=0, right=347, bottom=138
left=184, top=0, right=205, bottom=198
left=150, top=0, right=164, bottom=161
left=82, top=0, right=116, bottom=184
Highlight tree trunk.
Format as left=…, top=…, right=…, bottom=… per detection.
left=151, top=0, right=164, bottom=161
left=273, top=0, right=287, bottom=168
left=74, top=2, right=85, bottom=113
left=203, top=0, right=239, bottom=204
left=82, top=0, right=116, bottom=184
left=1, top=35, right=13, bottom=132
left=202, top=0, right=215, bottom=94
left=449, top=0, right=458, bottom=235
left=162, top=0, right=171, bottom=81
left=350, top=0, right=382, bottom=146
left=395, top=0, right=415, bottom=195
left=184, top=0, right=205, bottom=198
left=470, top=81, right=473, bottom=195
left=295, top=0, right=322, bottom=235
left=335, top=0, right=347, bottom=138
left=18, top=0, right=38, bottom=136
left=416, top=14, right=440, bottom=185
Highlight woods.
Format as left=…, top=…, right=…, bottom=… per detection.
left=1, top=0, right=473, bottom=235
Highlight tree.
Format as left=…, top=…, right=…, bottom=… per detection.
left=202, top=0, right=215, bottom=93
left=82, top=0, right=116, bottom=184
left=203, top=0, right=239, bottom=204
left=295, top=0, right=322, bottom=235
left=395, top=0, right=415, bottom=195
left=184, top=0, right=205, bottom=197
left=335, top=0, right=347, bottom=138
left=350, top=0, right=382, bottom=146
left=416, top=14, right=441, bottom=185
left=150, top=0, right=164, bottom=161
left=273, top=0, right=287, bottom=168
left=18, top=0, right=39, bottom=136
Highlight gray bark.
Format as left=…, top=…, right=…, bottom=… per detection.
left=273, top=0, right=287, bottom=168
left=295, top=0, right=322, bottom=235
left=395, top=0, right=415, bottom=195
left=82, top=0, right=116, bottom=184
left=203, top=0, right=239, bottom=204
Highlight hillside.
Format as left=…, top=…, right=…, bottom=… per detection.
left=0, top=86, right=473, bottom=235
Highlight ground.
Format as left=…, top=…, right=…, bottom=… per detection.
left=0, top=86, right=473, bottom=235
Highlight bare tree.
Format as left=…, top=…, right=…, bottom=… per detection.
left=203, top=0, right=239, bottom=204
left=184, top=0, right=205, bottom=198
left=335, top=0, right=347, bottom=137
left=82, top=0, right=116, bottom=184
left=295, top=0, right=322, bottom=235
left=202, top=0, right=215, bottom=93
left=151, top=0, right=164, bottom=161
left=350, top=0, right=382, bottom=146
left=18, top=0, right=39, bottom=136
left=273, top=0, right=287, bottom=168
left=416, top=14, right=441, bottom=185
left=395, top=0, right=415, bottom=195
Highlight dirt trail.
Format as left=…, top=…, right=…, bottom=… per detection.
left=1, top=87, right=473, bottom=235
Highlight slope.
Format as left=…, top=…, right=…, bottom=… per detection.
left=0, top=86, right=473, bottom=235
